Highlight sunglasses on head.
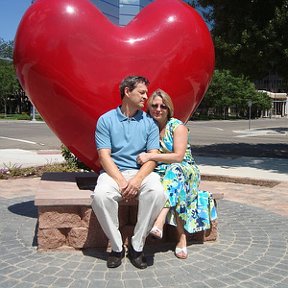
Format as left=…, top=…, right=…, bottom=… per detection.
left=151, top=104, right=168, bottom=110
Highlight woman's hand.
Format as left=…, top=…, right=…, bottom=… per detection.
left=137, top=152, right=151, bottom=165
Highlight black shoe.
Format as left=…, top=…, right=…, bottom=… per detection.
left=128, top=244, right=148, bottom=269
left=107, top=248, right=125, bottom=268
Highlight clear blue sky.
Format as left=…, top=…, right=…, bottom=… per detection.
left=0, top=0, right=32, bottom=41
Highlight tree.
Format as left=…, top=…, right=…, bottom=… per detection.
left=0, top=60, right=20, bottom=114
left=0, top=38, right=25, bottom=115
left=0, top=38, right=14, bottom=60
left=191, top=0, right=288, bottom=81
left=197, top=70, right=271, bottom=118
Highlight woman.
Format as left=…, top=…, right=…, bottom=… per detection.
left=137, top=89, right=217, bottom=259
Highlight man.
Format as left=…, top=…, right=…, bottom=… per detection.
left=91, top=75, right=167, bottom=269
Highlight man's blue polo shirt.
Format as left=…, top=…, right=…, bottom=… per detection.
left=95, top=106, right=160, bottom=171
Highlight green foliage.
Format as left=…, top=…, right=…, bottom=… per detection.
left=0, top=39, right=23, bottom=114
left=196, top=70, right=271, bottom=118
left=0, top=145, right=92, bottom=180
left=0, top=39, right=33, bottom=115
left=0, top=147, right=92, bottom=179
left=0, top=60, right=19, bottom=98
left=0, top=163, right=80, bottom=180
left=193, top=0, right=288, bottom=81
left=0, top=38, right=14, bottom=60
left=61, top=145, right=91, bottom=171
left=0, top=113, right=29, bottom=120
left=0, top=113, right=43, bottom=121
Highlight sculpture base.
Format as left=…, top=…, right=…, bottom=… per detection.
left=35, top=172, right=223, bottom=251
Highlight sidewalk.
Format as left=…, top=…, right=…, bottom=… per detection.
left=1, top=148, right=287, bottom=182
left=196, top=155, right=288, bottom=182
left=0, top=149, right=64, bottom=169
left=0, top=150, right=288, bottom=287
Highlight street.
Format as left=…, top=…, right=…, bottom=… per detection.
left=0, top=118, right=287, bottom=158
left=187, top=118, right=288, bottom=158
left=0, top=120, right=62, bottom=150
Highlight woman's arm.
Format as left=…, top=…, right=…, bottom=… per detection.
left=137, top=125, right=188, bottom=164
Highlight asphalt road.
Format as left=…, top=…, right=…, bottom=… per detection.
left=187, top=118, right=288, bottom=159
left=0, top=120, right=62, bottom=150
left=0, top=118, right=287, bottom=158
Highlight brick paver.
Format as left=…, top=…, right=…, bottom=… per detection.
left=0, top=178, right=288, bottom=288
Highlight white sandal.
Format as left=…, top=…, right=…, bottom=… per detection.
left=175, top=247, right=188, bottom=259
left=149, top=226, right=163, bottom=239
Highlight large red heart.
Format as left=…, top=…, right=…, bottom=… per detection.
left=14, top=0, right=214, bottom=172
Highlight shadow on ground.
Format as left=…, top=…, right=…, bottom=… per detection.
left=8, top=200, right=37, bottom=218
left=192, top=143, right=288, bottom=175
left=192, top=143, right=288, bottom=159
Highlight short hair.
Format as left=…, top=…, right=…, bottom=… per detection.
left=119, top=75, right=150, bottom=99
left=147, top=89, right=174, bottom=119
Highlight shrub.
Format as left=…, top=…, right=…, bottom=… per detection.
left=61, top=145, right=91, bottom=171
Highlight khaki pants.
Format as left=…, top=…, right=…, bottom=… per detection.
left=91, top=170, right=167, bottom=252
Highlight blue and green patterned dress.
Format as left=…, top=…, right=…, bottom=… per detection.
left=155, top=118, right=217, bottom=233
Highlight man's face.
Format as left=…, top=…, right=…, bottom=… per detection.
left=125, top=82, right=148, bottom=109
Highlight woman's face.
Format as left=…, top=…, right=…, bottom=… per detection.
left=149, top=96, right=169, bottom=123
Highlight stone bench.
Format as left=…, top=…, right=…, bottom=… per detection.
left=35, top=172, right=224, bottom=251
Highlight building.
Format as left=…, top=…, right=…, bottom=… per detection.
left=90, top=0, right=119, bottom=25
left=255, top=74, right=288, bottom=118
left=90, top=0, right=154, bottom=26
left=90, top=0, right=190, bottom=26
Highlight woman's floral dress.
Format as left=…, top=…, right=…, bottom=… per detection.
left=155, top=118, right=217, bottom=233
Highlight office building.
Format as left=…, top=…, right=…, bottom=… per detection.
left=90, top=0, right=190, bottom=26
left=90, top=0, right=120, bottom=25
left=119, top=0, right=153, bottom=26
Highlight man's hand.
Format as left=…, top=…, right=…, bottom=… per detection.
left=121, top=177, right=141, bottom=200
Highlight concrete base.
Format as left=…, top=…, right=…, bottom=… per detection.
left=35, top=172, right=222, bottom=251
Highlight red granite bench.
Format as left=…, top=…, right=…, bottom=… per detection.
left=35, top=172, right=224, bottom=251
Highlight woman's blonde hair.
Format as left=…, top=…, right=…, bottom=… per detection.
left=147, top=89, right=174, bottom=119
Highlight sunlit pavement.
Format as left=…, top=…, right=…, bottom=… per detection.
left=0, top=173, right=287, bottom=287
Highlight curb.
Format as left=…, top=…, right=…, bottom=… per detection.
left=201, top=174, right=282, bottom=187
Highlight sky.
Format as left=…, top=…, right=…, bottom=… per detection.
left=0, top=0, right=32, bottom=42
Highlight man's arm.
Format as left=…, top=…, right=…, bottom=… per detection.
left=121, top=118, right=161, bottom=199
left=121, top=149, right=158, bottom=200
left=98, top=149, right=128, bottom=192
left=134, top=149, right=158, bottom=181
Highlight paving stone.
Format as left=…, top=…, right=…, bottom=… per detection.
left=12, top=282, right=33, bottom=288
left=0, top=278, right=19, bottom=288
left=53, top=277, right=74, bottom=287
left=88, top=280, right=107, bottom=288
left=37, top=266, right=60, bottom=275
left=36, top=275, right=57, bottom=285
left=0, top=180, right=288, bottom=288
left=106, top=279, right=125, bottom=288
left=123, top=279, right=143, bottom=288
left=204, top=278, right=229, bottom=287
left=8, top=269, right=32, bottom=280
left=87, top=270, right=105, bottom=281
left=238, top=280, right=265, bottom=288
left=121, top=271, right=140, bottom=280
left=142, top=277, right=160, bottom=288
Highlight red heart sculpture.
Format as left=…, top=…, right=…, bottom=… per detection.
left=14, top=0, right=214, bottom=172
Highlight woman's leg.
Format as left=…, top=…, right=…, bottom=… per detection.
left=174, top=213, right=188, bottom=259
left=150, top=207, right=169, bottom=238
